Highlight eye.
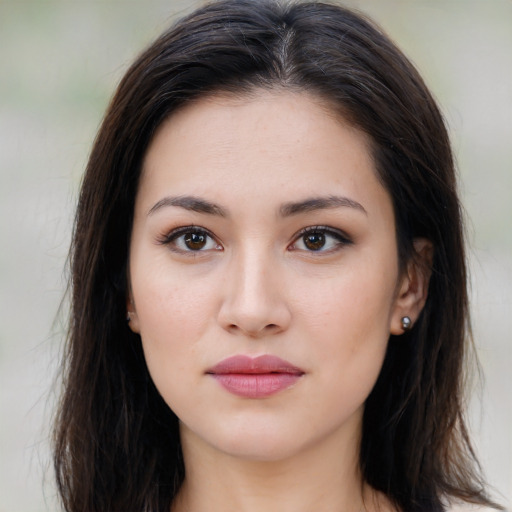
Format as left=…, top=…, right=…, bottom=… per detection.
left=289, top=226, right=352, bottom=253
left=158, top=226, right=222, bottom=253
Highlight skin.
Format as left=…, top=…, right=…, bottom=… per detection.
left=128, top=90, right=431, bottom=512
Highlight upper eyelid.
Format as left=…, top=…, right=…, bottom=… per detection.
left=156, top=224, right=352, bottom=248
left=286, top=226, right=353, bottom=256
left=157, top=225, right=218, bottom=244
left=292, top=225, right=352, bottom=242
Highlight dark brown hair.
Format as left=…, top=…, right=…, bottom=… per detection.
left=53, top=1, right=501, bottom=511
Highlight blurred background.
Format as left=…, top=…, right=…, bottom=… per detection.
left=0, top=1, right=510, bottom=510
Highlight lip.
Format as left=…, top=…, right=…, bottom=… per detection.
left=206, top=355, right=305, bottom=398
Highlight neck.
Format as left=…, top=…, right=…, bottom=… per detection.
left=172, top=422, right=390, bottom=512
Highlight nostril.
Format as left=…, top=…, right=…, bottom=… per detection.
left=225, top=323, right=281, bottom=337
left=264, top=324, right=280, bottom=333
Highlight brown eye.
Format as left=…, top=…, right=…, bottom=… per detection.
left=303, top=232, right=326, bottom=251
left=160, top=226, right=221, bottom=253
left=184, top=232, right=208, bottom=250
left=290, top=226, right=352, bottom=253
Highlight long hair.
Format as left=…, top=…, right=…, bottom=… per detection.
left=53, top=1, right=500, bottom=511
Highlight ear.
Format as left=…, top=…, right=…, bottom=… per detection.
left=390, top=238, right=433, bottom=335
left=126, top=286, right=141, bottom=334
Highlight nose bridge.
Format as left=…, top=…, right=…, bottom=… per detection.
left=218, top=239, right=290, bottom=336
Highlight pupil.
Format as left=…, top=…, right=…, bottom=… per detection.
left=185, top=232, right=206, bottom=250
left=304, top=233, right=325, bottom=251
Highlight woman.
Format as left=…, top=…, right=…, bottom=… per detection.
left=53, top=1, right=502, bottom=511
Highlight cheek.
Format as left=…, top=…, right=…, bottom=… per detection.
left=133, top=278, right=216, bottom=417
left=300, top=268, right=396, bottom=342
left=297, top=265, right=396, bottom=392
left=131, top=264, right=218, bottom=373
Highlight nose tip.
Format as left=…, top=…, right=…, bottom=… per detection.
left=217, top=255, right=291, bottom=338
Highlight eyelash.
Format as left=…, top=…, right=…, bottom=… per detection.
left=156, top=225, right=352, bottom=255
left=156, top=225, right=222, bottom=254
left=288, top=225, right=353, bottom=253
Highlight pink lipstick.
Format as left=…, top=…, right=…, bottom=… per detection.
left=206, top=355, right=304, bottom=398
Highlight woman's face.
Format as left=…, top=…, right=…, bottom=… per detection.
left=128, top=90, right=417, bottom=462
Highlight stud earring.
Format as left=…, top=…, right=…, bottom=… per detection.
left=126, top=312, right=131, bottom=323
left=401, top=316, right=412, bottom=331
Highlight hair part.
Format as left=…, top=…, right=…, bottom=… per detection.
left=54, top=1, right=501, bottom=511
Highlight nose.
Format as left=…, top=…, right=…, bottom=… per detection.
left=217, top=246, right=291, bottom=338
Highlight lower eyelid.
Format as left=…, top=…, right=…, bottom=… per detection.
left=156, top=226, right=224, bottom=254
left=156, top=226, right=351, bottom=252
left=294, top=237, right=341, bottom=251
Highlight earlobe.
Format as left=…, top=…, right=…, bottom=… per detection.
left=390, top=238, right=433, bottom=335
left=126, top=292, right=141, bottom=334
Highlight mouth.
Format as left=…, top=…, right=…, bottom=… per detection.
left=206, top=354, right=305, bottom=398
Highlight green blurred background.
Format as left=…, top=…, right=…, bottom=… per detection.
left=1, top=1, right=510, bottom=510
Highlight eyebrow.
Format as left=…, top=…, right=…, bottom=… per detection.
left=279, top=195, right=367, bottom=217
left=148, top=195, right=228, bottom=217
left=147, top=194, right=366, bottom=218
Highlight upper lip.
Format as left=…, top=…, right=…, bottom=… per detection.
left=206, top=355, right=304, bottom=375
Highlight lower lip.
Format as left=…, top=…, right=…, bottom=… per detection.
left=211, top=373, right=302, bottom=398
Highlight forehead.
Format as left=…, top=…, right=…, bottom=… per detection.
left=138, top=89, right=389, bottom=220
left=143, top=88, right=372, bottom=165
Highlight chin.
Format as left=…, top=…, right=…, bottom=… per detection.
left=216, top=433, right=309, bottom=462
left=181, top=416, right=316, bottom=462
